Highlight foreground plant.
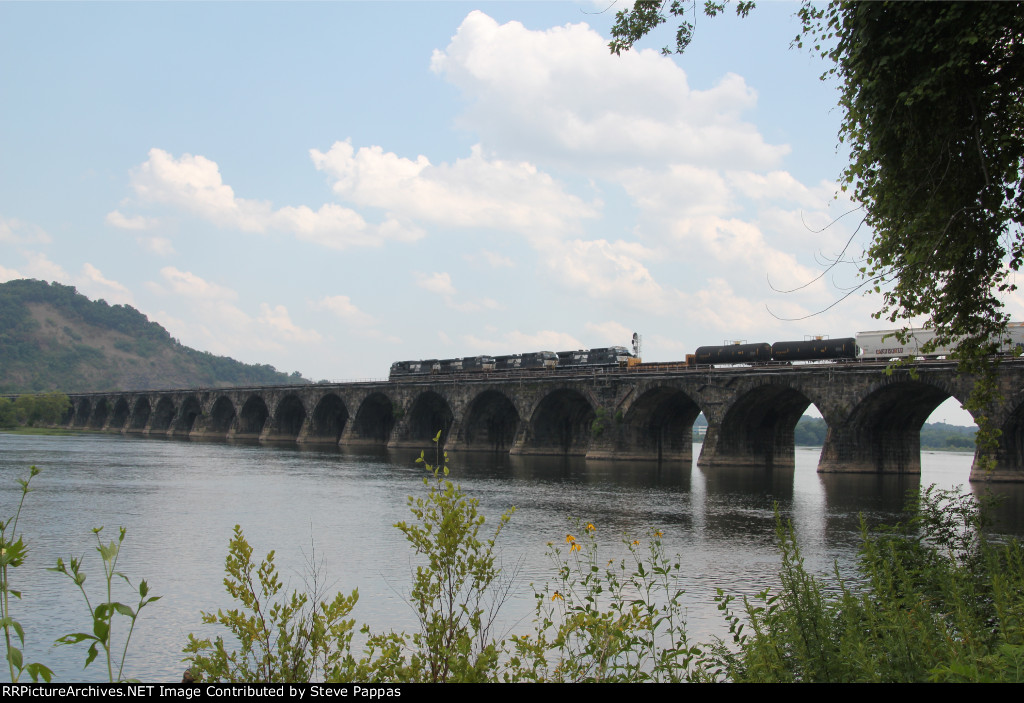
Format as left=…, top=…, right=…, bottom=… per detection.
left=184, top=526, right=360, bottom=682
left=52, top=526, right=160, bottom=682
left=710, top=487, right=1024, bottom=683
left=1, top=467, right=53, bottom=682
left=507, top=521, right=702, bottom=682
left=361, top=431, right=516, bottom=683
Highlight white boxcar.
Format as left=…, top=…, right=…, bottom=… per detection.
left=857, top=323, right=1024, bottom=360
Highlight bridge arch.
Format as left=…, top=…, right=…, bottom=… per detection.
left=174, top=395, right=202, bottom=435
left=73, top=398, right=91, bottom=427
left=305, top=393, right=348, bottom=444
left=616, top=386, right=702, bottom=462
left=207, top=396, right=237, bottom=435
left=237, top=395, right=270, bottom=438
left=459, top=389, right=519, bottom=452
left=820, top=378, right=958, bottom=473
left=268, top=394, right=306, bottom=441
left=151, top=397, right=176, bottom=433
left=700, top=383, right=817, bottom=469
left=351, top=392, right=395, bottom=445
left=405, top=391, right=455, bottom=447
left=518, top=388, right=596, bottom=456
left=110, top=397, right=131, bottom=431
left=88, top=398, right=110, bottom=429
left=128, top=397, right=151, bottom=432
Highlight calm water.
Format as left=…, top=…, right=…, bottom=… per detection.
left=1, top=431, right=1022, bottom=682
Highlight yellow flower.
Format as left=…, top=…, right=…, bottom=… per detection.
left=654, top=530, right=664, bottom=538
left=570, top=542, right=581, bottom=552
left=586, top=522, right=596, bottom=532
left=566, top=534, right=576, bottom=544
left=632, top=539, right=640, bottom=546
left=551, top=590, right=563, bottom=601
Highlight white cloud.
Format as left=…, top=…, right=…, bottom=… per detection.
left=311, top=140, right=598, bottom=238
left=464, top=250, right=515, bottom=268
left=258, top=303, right=321, bottom=343
left=159, top=266, right=238, bottom=301
left=584, top=320, right=635, bottom=346
left=543, top=238, right=672, bottom=311
left=414, top=271, right=501, bottom=313
left=21, top=252, right=70, bottom=282
left=431, top=11, right=788, bottom=171
left=149, top=267, right=323, bottom=357
left=416, top=271, right=457, bottom=297
left=122, top=148, right=422, bottom=249
left=142, top=236, right=175, bottom=256
left=313, top=295, right=376, bottom=327
left=106, top=210, right=156, bottom=230
left=0, top=217, right=50, bottom=244
left=0, top=264, right=23, bottom=282
left=78, top=263, right=134, bottom=306
left=462, top=329, right=584, bottom=354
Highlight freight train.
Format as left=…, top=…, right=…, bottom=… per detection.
left=388, top=324, right=1024, bottom=378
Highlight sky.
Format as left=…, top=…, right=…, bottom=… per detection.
left=0, top=1, right=996, bottom=423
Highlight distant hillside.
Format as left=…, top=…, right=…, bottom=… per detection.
left=0, top=279, right=307, bottom=392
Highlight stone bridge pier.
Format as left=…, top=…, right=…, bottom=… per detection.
left=56, top=359, right=1024, bottom=482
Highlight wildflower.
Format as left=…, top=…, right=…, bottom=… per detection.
left=566, top=534, right=576, bottom=544
left=551, top=590, right=563, bottom=601
left=586, top=522, right=596, bottom=532
left=654, top=530, right=664, bottom=538
left=570, top=542, right=581, bottom=552
left=632, top=539, right=640, bottom=546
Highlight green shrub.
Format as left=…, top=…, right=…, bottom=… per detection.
left=709, top=487, right=1024, bottom=683
left=183, top=526, right=359, bottom=683
left=506, top=521, right=702, bottom=682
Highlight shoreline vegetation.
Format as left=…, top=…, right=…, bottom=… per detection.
left=3, top=442, right=1022, bottom=683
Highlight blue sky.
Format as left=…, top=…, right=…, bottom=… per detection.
left=0, top=2, right=988, bottom=423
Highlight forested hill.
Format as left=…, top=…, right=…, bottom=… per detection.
left=0, top=279, right=307, bottom=392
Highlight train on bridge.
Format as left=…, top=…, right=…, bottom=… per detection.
left=389, top=324, right=1024, bottom=379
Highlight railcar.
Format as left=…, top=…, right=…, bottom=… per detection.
left=771, top=337, right=858, bottom=362
left=693, top=342, right=772, bottom=365
left=856, top=323, right=1024, bottom=360
left=496, top=351, right=558, bottom=371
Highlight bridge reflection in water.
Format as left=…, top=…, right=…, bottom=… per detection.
left=59, top=360, right=1024, bottom=482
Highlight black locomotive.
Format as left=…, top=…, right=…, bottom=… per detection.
left=389, top=346, right=634, bottom=378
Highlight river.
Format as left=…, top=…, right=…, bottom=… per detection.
left=1, top=431, right=1022, bottom=682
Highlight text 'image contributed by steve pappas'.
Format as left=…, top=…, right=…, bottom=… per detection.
left=2, top=684, right=405, bottom=699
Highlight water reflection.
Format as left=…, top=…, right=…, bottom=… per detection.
left=0, top=432, right=1021, bottom=682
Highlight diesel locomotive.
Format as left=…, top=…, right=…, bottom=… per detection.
left=388, top=324, right=1024, bottom=379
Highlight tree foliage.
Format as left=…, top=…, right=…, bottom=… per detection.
left=610, top=2, right=1024, bottom=459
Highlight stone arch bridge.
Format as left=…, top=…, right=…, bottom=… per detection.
left=59, top=360, right=1024, bottom=482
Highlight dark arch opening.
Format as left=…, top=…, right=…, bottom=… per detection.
left=706, top=385, right=814, bottom=469
left=309, top=394, right=348, bottom=443
left=73, top=399, right=91, bottom=427
left=60, top=401, right=75, bottom=426
left=407, top=391, right=454, bottom=446
left=822, top=380, right=953, bottom=473
left=529, top=389, right=596, bottom=455
left=238, top=395, right=270, bottom=437
left=129, top=397, right=151, bottom=431
left=462, top=390, right=519, bottom=452
left=272, top=394, right=307, bottom=441
left=208, top=396, right=237, bottom=435
left=352, top=393, right=395, bottom=444
left=110, top=398, right=130, bottom=430
left=89, top=399, right=110, bottom=429
left=175, top=396, right=202, bottom=435
left=151, top=397, right=176, bottom=433
left=624, top=387, right=702, bottom=462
